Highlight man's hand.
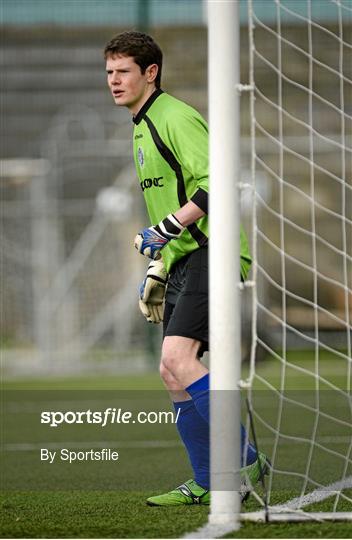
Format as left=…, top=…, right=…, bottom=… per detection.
left=134, top=213, right=185, bottom=259
left=139, top=259, right=168, bottom=323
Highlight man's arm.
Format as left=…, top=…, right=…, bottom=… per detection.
left=173, top=200, right=206, bottom=227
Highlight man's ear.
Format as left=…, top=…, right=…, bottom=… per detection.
left=146, top=64, right=158, bottom=83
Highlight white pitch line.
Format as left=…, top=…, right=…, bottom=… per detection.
left=260, top=435, right=351, bottom=445
left=183, top=476, right=352, bottom=537
left=2, top=435, right=350, bottom=452
left=183, top=523, right=239, bottom=539
left=2, top=440, right=182, bottom=452
left=270, top=475, right=352, bottom=512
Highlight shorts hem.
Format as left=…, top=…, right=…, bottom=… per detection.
left=164, top=330, right=208, bottom=348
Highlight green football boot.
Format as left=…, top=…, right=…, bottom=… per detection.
left=240, top=451, right=270, bottom=502
left=146, top=479, right=210, bottom=506
left=146, top=453, right=270, bottom=506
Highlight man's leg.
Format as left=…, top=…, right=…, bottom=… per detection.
left=162, top=336, right=258, bottom=467
left=160, top=335, right=270, bottom=504
left=146, top=336, right=211, bottom=505
left=159, top=349, right=210, bottom=491
left=149, top=341, right=267, bottom=507
left=150, top=249, right=267, bottom=506
left=161, top=335, right=208, bottom=390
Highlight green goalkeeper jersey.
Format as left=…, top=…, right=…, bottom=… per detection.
left=132, top=89, right=251, bottom=276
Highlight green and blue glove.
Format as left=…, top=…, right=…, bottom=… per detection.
left=134, top=213, right=185, bottom=260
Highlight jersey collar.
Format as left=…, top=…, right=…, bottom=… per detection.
left=133, top=88, right=164, bottom=125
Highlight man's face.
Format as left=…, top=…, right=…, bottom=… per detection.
left=106, top=54, right=156, bottom=114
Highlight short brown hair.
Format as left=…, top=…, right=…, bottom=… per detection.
left=104, top=31, right=163, bottom=88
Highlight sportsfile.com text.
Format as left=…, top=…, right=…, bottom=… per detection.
left=41, top=407, right=181, bottom=427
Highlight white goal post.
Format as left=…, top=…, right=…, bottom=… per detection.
left=208, top=0, right=242, bottom=532
left=206, top=0, right=352, bottom=533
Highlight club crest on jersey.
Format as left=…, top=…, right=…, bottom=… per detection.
left=137, top=147, right=144, bottom=167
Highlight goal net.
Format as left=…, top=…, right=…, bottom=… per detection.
left=1, top=150, right=153, bottom=379
left=242, top=0, right=352, bottom=522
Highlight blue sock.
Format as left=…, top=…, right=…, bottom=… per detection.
left=174, top=400, right=209, bottom=489
left=186, top=373, right=210, bottom=424
left=186, top=373, right=258, bottom=466
left=241, top=424, right=258, bottom=466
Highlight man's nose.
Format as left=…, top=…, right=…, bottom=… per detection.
left=111, top=73, right=120, bottom=84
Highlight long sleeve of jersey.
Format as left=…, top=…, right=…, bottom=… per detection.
left=166, top=110, right=209, bottom=196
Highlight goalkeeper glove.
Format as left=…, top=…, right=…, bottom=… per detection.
left=139, top=259, right=168, bottom=323
left=134, top=213, right=185, bottom=259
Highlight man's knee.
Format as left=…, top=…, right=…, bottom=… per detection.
left=159, top=362, right=172, bottom=383
left=159, top=362, right=185, bottom=392
left=161, top=336, right=200, bottom=376
left=161, top=348, right=182, bottom=375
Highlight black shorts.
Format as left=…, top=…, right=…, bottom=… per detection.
left=163, top=246, right=208, bottom=356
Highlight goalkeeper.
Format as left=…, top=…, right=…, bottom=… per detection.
left=104, top=31, right=269, bottom=506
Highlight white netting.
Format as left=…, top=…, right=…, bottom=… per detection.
left=1, top=129, right=158, bottom=378
left=244, top=0, right=352, bottom=521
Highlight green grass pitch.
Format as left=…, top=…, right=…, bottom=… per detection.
left=1, top=350, right=351, bottom=538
